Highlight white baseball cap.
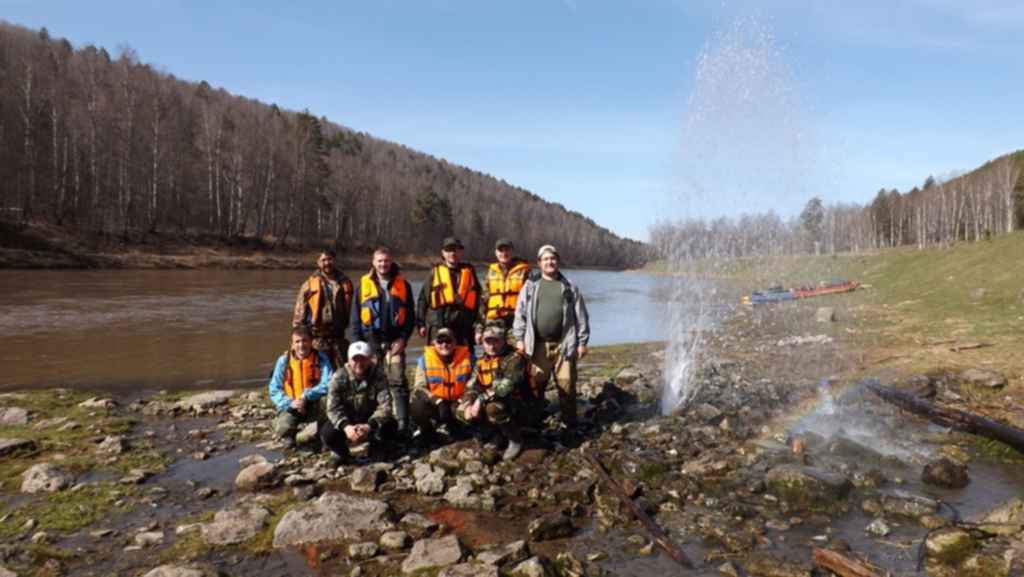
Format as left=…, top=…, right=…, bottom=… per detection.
left=537, top=244, right=559, bottom=259
left=348, top=341, right=373, bottom=360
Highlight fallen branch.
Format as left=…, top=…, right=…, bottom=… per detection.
left=812, top=547, right=881, bottom=577
left=949, top=341, right=991, bottom=352
left=866, top=382, right=1024, bottom=454
left=584, top=452, right=695, bottom=570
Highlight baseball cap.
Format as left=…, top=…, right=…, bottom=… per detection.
left=442, top=237, right=463, bottom=249
left=434, top=327, right=455, bottom=342
left=537, top=244, right=559, bottom=259
left=494, top=238, right=514, bottom=250
left=348, top=341, right=373, bottom=360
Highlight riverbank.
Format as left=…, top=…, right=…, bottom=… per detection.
left=2, top=274, right=1023, bottom=576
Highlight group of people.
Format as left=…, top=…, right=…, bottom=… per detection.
left=267, top=237, right=591, bottom=465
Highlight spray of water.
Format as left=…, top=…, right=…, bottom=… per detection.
left=661, top=17, right=810, bottom=415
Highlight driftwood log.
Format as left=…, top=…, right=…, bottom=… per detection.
left=584, top=452, right=695, bottom=570
left=865, top=381, right=1024, bottom=454
left=812, top=547, right=881, bottom=577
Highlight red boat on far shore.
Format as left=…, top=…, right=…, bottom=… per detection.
left=791, top=280, right=860, bottom=299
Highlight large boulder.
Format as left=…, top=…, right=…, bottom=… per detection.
left=0, top=438, right=36, bottom=457
left=402, top=534, right=463, bottom=574
left=922, top=458, right=969, bottom=489
left=272, top=492, right=391, bottom=548
left=21, top=463, right=74, bottom=493
left=177, top=391, right=237, bottom=412
left=0, top=407, right=29, bottom=425
left=200, top=505, right=270, bottom=546
left=764, top=465, right=851, bottom=512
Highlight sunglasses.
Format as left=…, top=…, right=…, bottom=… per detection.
left=435, top=338, right=454, bottom=345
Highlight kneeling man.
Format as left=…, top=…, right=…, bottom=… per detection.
left=460, top=323, right=527, bottom=461
left=321, top=341, right=397, bottom=465
left=269, top=326, right=334, bottom=449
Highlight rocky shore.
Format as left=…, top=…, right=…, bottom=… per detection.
left=1, top=301, right=1022, bottom=577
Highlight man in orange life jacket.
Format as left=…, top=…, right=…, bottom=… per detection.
left=348, top=247, right=415, bottom=435
left=416, top=237, right=481, bottom=346
left=410, top=327, right=475, bottom=445
left=475, top=238, right=531, bottom=344
left=459, top=323, right=527, bottom=461
left=293, top=247, right=354, bottom=368
left=268, top=326, right=335, bottom=449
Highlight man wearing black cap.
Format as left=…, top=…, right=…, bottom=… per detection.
left=416, top=237, right=481, bottom=345
left=475, top=238, right=531, bottom=344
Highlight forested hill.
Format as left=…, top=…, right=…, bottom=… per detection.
left=0, top=23, right=646, bottom=268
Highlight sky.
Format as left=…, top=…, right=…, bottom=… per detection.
left=3, top=0, right=1023, bottom=241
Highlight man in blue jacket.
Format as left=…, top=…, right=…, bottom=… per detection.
left=268, top=326, right=334, bottom=449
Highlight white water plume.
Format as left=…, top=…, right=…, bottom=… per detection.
left=662, top=17, right=811, bottom=415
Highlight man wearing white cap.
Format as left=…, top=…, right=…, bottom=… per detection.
left=512, top=244, right=590, bottom=445
left=320, top=341, right=397, bottom=465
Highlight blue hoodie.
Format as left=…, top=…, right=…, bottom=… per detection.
left=267, top=351, right=334, bottom=412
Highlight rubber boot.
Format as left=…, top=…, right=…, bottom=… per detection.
left=500, top=422, right=523, bottom=461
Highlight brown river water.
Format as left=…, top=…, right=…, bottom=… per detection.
left=0, top=268, right=681, bottom=391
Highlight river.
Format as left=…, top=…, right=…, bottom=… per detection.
left=0, top=268, right=684, bottom=391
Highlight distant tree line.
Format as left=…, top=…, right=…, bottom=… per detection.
left=651, top=151, right=1024, bottom=261
left=0, top=23, right=646, bottom=268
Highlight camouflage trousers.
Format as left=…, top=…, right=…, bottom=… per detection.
left=313, top=336, right=348, bottom=370
left=273, top=399, right=326, bottom=440
left=529, top=340, right=578, bottom=427
left=371, top=342, right=410, bottom=432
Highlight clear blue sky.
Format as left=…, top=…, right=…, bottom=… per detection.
left=5, top=1, right=1023, bottom=241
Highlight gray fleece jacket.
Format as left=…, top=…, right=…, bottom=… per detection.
left=511, top=271, right=590, bottom=360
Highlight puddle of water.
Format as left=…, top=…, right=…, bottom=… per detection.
left=159, top=444, right=282, bottom=489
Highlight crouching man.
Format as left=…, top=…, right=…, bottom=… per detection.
left=268, top=326, right=334, bottom=449
left=320, top=341, right=397, bottom=465
left=410, top=328, right=474, bottom=446
left=460, top=323, right=527, bottom=461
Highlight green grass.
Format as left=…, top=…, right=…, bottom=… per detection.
left=0, top=482, right=138, bottom=539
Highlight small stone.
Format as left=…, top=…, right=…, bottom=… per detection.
left=90, top=528, right=115, bottom=538
left=135, top=531, right=165, bottom=547
left=235, top=462, right=277, bottom=491
left=380, top=531, right=411, bottom=550
left=510, top=557, right=550, bottom=577
left=439, top=564, right=498, bottom=577
left=400, top=512, right=439, bottom=533
left=21, top=463, right=74, bottom=493
left=0, top=438, right=36, bottom=457
left=528, top=512, right=574, bottom=541
left=78, top=397, right=116, bottom=410
left=401, top=535, right=463, bottom=574
left=176, top=391, right=237, bottom=412
left=0, top=407, right=29, bottom=425
left=142, top=566, right=210, bottom=577
left=238, top=454, right=268, bottom=467
left=922, top=457, right=969, bottom=489
left=96, top=435, right=129, bottom=455
left=200, top=505, right=270, bottom=545
left=475, top=540, right=529, bottom=567
left=414, top=464, right=446, bottom=495
left=350, top=466, right=385, bottom=493
left=925, top=528, right=976, bottom=564
left=194, top=487, right=216, bottom=499
left=866, top=518, right=891, bottom=537
left=815, top=307, right=836, bottom=323
left=958, top=368, right=1007, bottom=390
left=348, top=541, right=379, bottom=561
left=31, top=531, right=50, bottom=544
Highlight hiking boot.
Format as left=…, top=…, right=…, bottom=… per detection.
left=502, top=440, right=522, bottom=461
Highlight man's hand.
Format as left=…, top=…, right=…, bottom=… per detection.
left=515, top=340, right=525, bottom=355
left=464, top=399, right=481, bottom=421
left=390, top=338, right=406, bottom=355
left=290, top=398, right=307, bottom=414
left=417, top=326, right=427, bottom=338
left=344, top=424, right=370, bottom=443
left=577, top=345, right=588, bottom=359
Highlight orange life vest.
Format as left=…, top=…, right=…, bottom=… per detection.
left=359, top=271, right=410, bottom=330
left=422, top=345, right=472, bottom=401
left=485, top=261, right=530, bottom=320
left=283, top=351, right=322, bottom=401
left=475, top=355, right=500, bottom=390
left=306, top=273, right=354, bottom=327
left=428, top=264, right=478, bottom=311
